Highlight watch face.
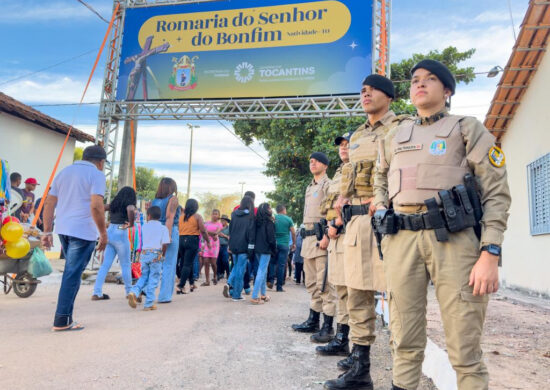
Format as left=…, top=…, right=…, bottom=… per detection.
left=486, top=245, right=501, bottom=256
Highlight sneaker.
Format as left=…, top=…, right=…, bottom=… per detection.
left=91, top=294, right=110, bottom=301
left=232, top=297, right=244, bottom=302
left=127, top=293, right=137, bottom=309
left=244, top=288, right=251, bottom=295
left=223, top=285, right=230, bottom=298
left=267, top=282, right=273, bottom=289
left=276, top=288, right=285, bottom=292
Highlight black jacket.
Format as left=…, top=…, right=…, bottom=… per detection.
left=229, top=209, right=256, bottom=254
left=255, top=219, right=276, bottom=255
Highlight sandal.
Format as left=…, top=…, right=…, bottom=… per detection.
left=201, top=282, right=210, bottom=286
left=212, top=278, right=218, bottom=285
left=176, top=288, right=187, bottom=295
left=52, top=322, right=85, bottom=332
left=250, top=298, right=264, bottom=305
left=91, top=294, right=110, bottom=301
left=143, top=305, right=157, bottom=311
left=190, top=284, right=197, bottom=292
left=261, top=295, right=271, bottom=302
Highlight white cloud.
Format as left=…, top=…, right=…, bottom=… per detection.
left=0, top=1, right=112, bottom=23
left=0, top=74, right=103, bottom=103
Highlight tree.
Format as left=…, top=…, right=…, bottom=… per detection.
left=196, top=192, right=241, bottom=217
left=73, top=147, right=83, bottom=161
left=109, top=167, right=161, bottom=201
left=234, top=47, right=476, bottom=223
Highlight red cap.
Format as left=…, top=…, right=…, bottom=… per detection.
left=24, top=178, right=39, bottom=185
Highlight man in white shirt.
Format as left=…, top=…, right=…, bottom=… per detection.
left=42, top=145, right=107, bottom=331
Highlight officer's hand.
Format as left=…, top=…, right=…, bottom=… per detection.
left=369, top=203, right=378, bottom=216
left=327, top=225, right=339, bottom=239
left=361, top=196, right=374, bottom=205
left=318, top=235, right=329, bottom=250
left=469, top=251, right=499, bottom=296
left=334, top=216, right=344, bottom=227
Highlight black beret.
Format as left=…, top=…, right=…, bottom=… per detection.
left=411, top=59, right=456, bottom=95
left=83, top=145, right=107, bottom=161
left=310, top=152, right=329, bottom=166
left=362, top=74, right=395, bottom=99
left=334, top=131, right=353, bottom=146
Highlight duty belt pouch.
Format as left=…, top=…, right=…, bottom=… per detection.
left=374, top=209, right=399, bottom=235
left=300, top=228, right=306, bottom=239
left=452, top=184, right=476, bottom=228
left=424, top=197, right=448, bottom=242
left=438, top=189, right=470, bottom=233
left=314, top=222, right=324, bottom=241
left=342, top=205, right=353, bottom=226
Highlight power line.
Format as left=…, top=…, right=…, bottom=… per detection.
left=0, top=48, right=98, bottom=87
left=216, top=120, right=268, bottom=162
left=76, top=0, right=109, bottom=24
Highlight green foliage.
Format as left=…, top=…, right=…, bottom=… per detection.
left=390, top=46, right=476, bottom=102
left=234, top=46, right=477, bottom=223
left=234, top=117, right=363, bottom=223
left=135, top=167, right=161, bottom=200
left=73, top=147, right=83, bottom=161
left=109, top=167, right=161, bottom=201
left=196, top=192, right=241, bottom=217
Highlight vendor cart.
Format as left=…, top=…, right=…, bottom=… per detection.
left=0, top=252, right=40, bottom=298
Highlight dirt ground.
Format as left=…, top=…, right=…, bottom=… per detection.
left=426, top=287, right=550, bottom=389
left=0, top=263, right=436, bottom=390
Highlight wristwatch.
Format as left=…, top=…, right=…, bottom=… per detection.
left=481, top=244, right=501, bottom=256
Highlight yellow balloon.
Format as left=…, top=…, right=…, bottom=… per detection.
left=6, top=237, right=31, bottom=259
left=1, top=222, right=24, bottom=242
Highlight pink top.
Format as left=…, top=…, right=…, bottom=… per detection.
left=201, top=221, right=223, bottom=258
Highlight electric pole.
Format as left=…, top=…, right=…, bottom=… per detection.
left=239, top=181, right=246, bottom=198
left=186, top=123, right=199, bottom=200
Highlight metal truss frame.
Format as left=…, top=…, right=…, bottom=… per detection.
left=96, top=0, right=392, bottom=199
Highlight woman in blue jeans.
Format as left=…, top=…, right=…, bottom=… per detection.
left=224, top=196, right=255, bottom=301
left=251, top=203, right=276, bottom=305
left=92, top=187, right=137, bottom=300
left=152, top=178, right=180, bottom=303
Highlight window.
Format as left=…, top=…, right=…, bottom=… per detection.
left=528, top=153, right=550, bottom=235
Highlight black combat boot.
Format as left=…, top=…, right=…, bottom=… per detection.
left=391, top=384, right=407, bottom=390
left=291, top=309, right=320, bottom=333
left=324, top=344, right=373, bottom=390
left=337, top=344, right=356, bottom=371
left=311, top=314, right=335, bottom=343
left=316, top=323, right=349, bottom=356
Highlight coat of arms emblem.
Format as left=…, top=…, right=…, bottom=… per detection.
left=169, top=55, right=198, bottom=91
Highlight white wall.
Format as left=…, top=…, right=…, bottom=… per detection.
left=500, top=51, right=550, bottom=296
left=0, top=113, right=76, bottom=196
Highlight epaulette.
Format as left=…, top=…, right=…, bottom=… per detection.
left=393, top=114, right=413, bottom=124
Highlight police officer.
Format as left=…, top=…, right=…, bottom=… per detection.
left=292, top=152, right=337, bottom=342
left=324, top=74, right=400, bottom=390
left=373, top=60, right=511, bottom=390
left=316, top=132, right=353, bottom=355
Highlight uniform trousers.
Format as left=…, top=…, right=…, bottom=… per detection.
left=335, top=284, right=349, bottom=325
left=382, top=228, right=489, bottom=390
left=304, top=255, right=337, bottom=316
left=346, top=287, right=376, bottom=345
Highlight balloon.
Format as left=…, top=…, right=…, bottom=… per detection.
left=1, top=222, right=24, bottom=242
left=2, top=216, right=19, bottom=225
left=6, top=237, right=31, bottom=259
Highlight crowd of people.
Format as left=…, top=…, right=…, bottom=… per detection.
left=35, top=59, right=511, bottom=390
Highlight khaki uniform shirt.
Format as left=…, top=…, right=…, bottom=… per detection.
left=301, top=173, right=330, bottom=259
left=323, top=165, right=346, bottom=286
left=341, top=111, right=399, bottom=291
left=373, top=111, right=511, bottom=247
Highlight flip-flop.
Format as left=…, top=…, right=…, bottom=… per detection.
left=91, top=294, right=110, bottom=301
left=52, top=322, right=85, bottom=332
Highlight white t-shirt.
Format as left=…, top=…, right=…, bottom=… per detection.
left=142, top=220, right=170, bottom=250
left=50, top=161, right=106, bottom=241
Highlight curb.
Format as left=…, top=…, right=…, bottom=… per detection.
left=422, top=338, right=457, bottom=390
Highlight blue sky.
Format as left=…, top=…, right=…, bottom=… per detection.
left=0, top=0, right=528, bottom=201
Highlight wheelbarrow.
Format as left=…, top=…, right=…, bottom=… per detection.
left=0, top=252, right=40, bottom=298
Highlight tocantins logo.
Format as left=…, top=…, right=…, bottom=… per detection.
left=234, top=62, right=254, bottom=83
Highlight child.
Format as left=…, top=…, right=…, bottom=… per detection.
left=128, top=206, right=170, bottom=311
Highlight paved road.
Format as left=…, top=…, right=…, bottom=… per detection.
left=1, top=272, right=436, bottom=389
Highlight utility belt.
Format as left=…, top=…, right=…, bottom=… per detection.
left=372, top=174, right=483, bottom=243
left=342, top=204, right=370, bottom=226
left=301, top=228, right=317, bottom=239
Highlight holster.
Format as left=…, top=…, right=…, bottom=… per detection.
left=439, top=185, right=476, bottom=233
left=464, top=173, right=483, bottom=239
left=314, top=220, right=327, bottom=241
left=372, top=209, right=399, bottom=235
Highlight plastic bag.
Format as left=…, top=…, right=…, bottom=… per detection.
left=131, top=262, right=141, bottom=279
left=28, top=247, right=53, bottom=278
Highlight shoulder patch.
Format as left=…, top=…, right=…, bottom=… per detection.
left=488, top=146, right=506, bottom=167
